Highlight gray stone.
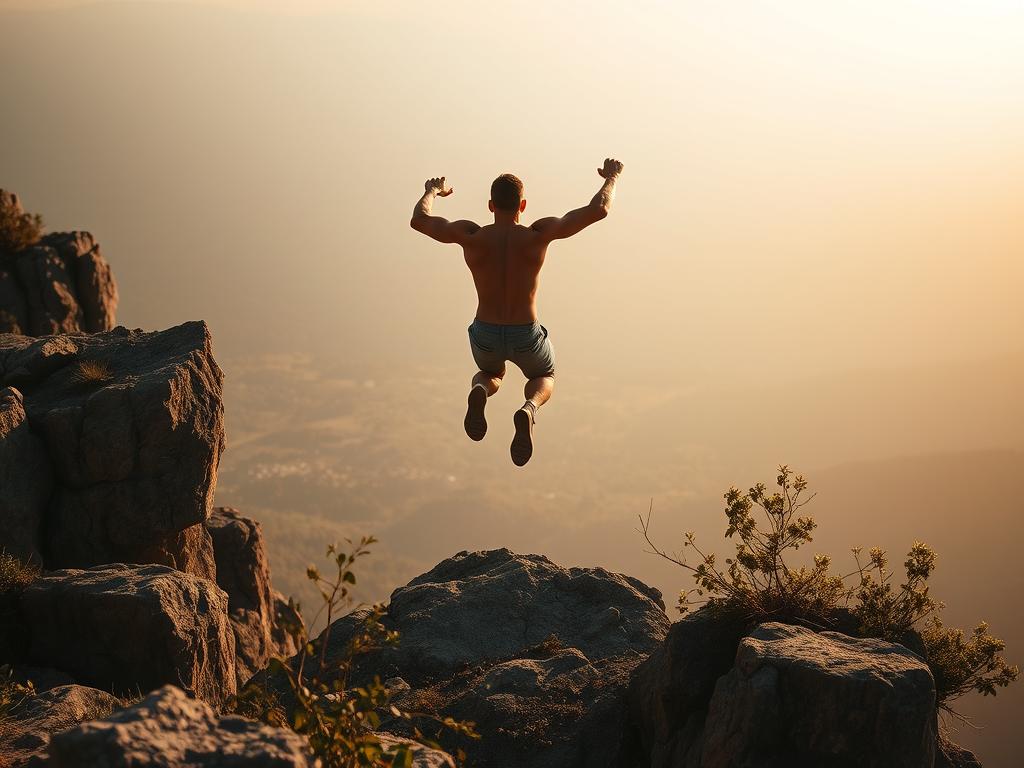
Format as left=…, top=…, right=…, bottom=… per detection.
left=22, top=564, right=236, bottom=708
left=40, top=231, right=118, bottom=333
left=207, top=507, right=293, bottom=686
left=13, top=245, right=82, bottom=336
left=627, top=606, right=748, bottom=768
left=47, top=685, right=314, bottom=768
left=377, top=732, right=456, bottom=767
left=0, top=684, right=121, bottom=767
left=700, top=622, right=937, bottom=768
left=0, top=387, right=51, bottom=565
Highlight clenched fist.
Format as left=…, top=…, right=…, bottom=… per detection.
left=425, top=176, right=454, bottom=197
left=597, top=158, right=624, bottom=179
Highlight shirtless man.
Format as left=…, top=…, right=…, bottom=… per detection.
left=410, top=158, right=623, bottom=466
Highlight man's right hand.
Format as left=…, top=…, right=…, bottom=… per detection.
left=598, top=158, right=623, bottom=179
left=425, top=176, right=454, bottom=197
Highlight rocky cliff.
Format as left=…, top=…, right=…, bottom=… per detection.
left=0, top=191, right=118, bottom=337
left=0, top=323, right=295, bottom=764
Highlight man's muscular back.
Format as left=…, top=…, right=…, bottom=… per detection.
left=462, top=224, right=547, bottom=325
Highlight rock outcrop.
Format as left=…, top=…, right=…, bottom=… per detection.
left=0, top=387, right=52, bottom=565
left=0, top=321, right=225, bottom=571
left=22, top=564, right=237, bottom=708
left=0, top=191, right=117, bottom=336
left=206, top=507, right=296, bottom=686
left=0, top=684, right=121, bottom=767
left=268, top=549, right=670, bottom=768
left=630, top=615, right=941, bottom=768
left=628, top=606, right=749, bottom=767
left=701, top=623, right=936, bottom=768
left=46, top=685, right=314, bottom=768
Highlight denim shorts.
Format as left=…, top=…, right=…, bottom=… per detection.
left=467, top=319, right=556, bottom=379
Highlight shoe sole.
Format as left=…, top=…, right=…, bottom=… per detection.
left=464, top=386, right=487, bottom=441
left=511, top=409, right=533, bottom=466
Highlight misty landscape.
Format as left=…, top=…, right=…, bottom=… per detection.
left=2, top=1, right=1023, bottom=766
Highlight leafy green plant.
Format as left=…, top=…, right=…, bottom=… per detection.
left=641, top=465, right=1018, bottom=711
left=923, top=618, right=1019, bottom=712
left=232, top=536, right=476, bottom=767
left=641, top=466, right=846, bottom=627
left=0, top=190, right=44, bottom=258
left=850, top=542, right=939, bottom=640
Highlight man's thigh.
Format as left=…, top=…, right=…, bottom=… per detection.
left=510, top=324, right=555, bottom=379
left=468, top=323, right=506, bottom=375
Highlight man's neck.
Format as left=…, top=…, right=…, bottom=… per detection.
left=493, top=211, right=519, bottom=226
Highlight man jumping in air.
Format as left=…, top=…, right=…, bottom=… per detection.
left=410, top=158, right=623, bottom=466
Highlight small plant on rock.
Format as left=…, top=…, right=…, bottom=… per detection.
left=0, top=664, right=34, bottom=721
left=232, top=536, right=477, bottom=767
left=641, top=466, right=1019, bottom=714
left=0, top=191, right=44, bottom=258
left=69, top=359, right=114, bottom=388
left=0, top=552, right=39, bottom=662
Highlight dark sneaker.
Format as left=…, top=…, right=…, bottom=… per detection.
left=510, top=408, right=534, bottom=466
left=464, top=385, right=488, bottom=441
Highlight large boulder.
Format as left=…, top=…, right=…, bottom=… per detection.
left=206, top=507, right=293, bottom=685
left=47, top=685, right=314, bottom=768
left=0, top=190, right=117, bottom=336
left=700, top=622, right=937, bottom=768
left=0, top=321, right=225, bottom=572
left=0, top=387, right=51, bottom=564
left=0, top=684, right=122, bottom=767
left=21, top=564, right=236, bottom=708
left=272, top=549, right=670, bottom=768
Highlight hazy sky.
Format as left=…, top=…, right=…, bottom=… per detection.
left=2, top=0, right=1022, bottom=384
left=3, top=3, right=1023, bottom=759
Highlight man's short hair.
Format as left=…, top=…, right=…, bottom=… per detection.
left=490, top=173, right=524, bottom=212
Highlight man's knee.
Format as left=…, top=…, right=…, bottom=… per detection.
left=479, top=366, right=506, bottom=381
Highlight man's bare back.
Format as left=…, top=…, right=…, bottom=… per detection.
left=410, top=159, right=623, bottom=465
left=462, top=223, right=547, bottom=325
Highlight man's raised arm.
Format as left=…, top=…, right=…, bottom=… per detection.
left=410, top=176, right=479, bottom=245
left=530, top=158, right=623, bottom=242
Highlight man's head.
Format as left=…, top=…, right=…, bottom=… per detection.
left=489, top=173, right=526, bottom=215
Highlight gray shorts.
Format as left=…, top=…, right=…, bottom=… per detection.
left=468, top=319, right=555, bottom=379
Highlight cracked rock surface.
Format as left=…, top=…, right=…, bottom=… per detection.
left=261, top=548, right=670, bottom=768
left=0, top=321, right=224, bottom=571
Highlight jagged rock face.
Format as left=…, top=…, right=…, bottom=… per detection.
left=702, top=623, right=937, bottom=768
left=0, top=387, right=52, bottom=564
left=0, top=321, right=225, bottom=572
left=206, top=507, right=294, bottom=686
left=627, top=607, right=749, bottom=768
left=630, top=614, right=944, bottom=768
left=21, top=564, right=237, bottom=708
left=46, top=685, right=314, bottom=768
left=0, top=209, right=118, bottom=336
left=281, top=549, right=670, bottom=768
left=0, top=684, right=122, bottom=768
